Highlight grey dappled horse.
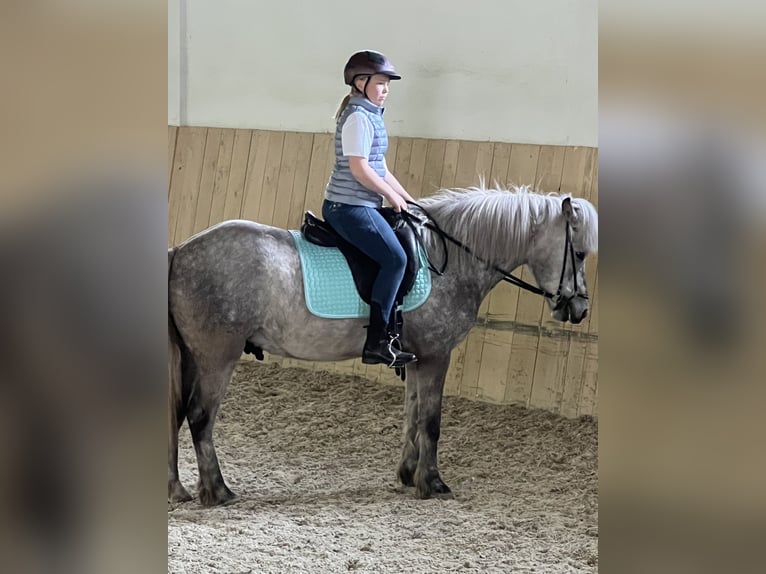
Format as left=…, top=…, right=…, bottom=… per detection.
left=168, top=185, right=598, bottom=506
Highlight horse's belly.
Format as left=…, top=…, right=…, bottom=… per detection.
left=253, top=305, right=365, bottom=362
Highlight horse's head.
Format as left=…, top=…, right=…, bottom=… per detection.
left=526, top=196, right=598, bottom=324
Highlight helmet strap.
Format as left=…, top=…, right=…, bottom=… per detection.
left=352, top=75, right=373, bottom=102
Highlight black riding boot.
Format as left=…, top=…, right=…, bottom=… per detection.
left=362, top=303, right=417, bottom=367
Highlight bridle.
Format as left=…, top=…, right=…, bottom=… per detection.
left=401, top=201, right=588, bottom=311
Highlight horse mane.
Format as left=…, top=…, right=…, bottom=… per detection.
left=416, top=183, right=598, bottom=270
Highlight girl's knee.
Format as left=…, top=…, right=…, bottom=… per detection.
left=391, top=245, right=407, bottom=271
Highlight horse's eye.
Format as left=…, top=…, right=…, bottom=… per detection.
left=575, top=251, right=586, bottom=260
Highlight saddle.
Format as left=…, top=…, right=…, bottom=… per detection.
left=298, top=208, right=434, bottom=381
left=300, top=208, right=421, bottom=307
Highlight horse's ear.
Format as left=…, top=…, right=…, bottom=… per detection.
left=562, top=197, right=576, bottom=224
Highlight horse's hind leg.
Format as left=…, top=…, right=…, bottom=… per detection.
left=397, top=374, right=419, bottom=487
left=413, top=354, right=452, bottom=499
left=168, top=316, right=192, bottom=502
left=187, top=354, right=240, bottom=507
left=168, top=391, right=192, bottom=502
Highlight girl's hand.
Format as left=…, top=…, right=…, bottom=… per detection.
left=388, top=194, right=408, bottom=212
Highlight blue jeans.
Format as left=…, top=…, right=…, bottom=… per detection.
left=322, top=200, right=407, bottom=321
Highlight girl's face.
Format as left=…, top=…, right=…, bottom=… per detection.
left=355, top=73, right=391, bottom=106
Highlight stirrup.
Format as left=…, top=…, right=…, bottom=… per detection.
left=387, top=338, right=417, bottom=368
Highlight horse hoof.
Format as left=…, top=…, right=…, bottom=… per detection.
left=431, top=478, right=452, bottom=495
left=415, top=476, right=451, bottom=499
left=198, top=483, right=237, bottom=507
left=168, top=481, right=193, bottom=503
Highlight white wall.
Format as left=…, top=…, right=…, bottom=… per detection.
left=168, top=0, right=597, bottom=147
left=168, top=0, right=181, bottom=126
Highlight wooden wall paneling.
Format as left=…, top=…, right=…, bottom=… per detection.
left=530, top=322, right=570, bottom=412
left=168, top=127, right=207, bottom=246
left=534, top=145, right=566, bottom=192
left=239, top=130, right=272, bottom=223
left=577, top=153, right=599, bottom=416
left=560, top=331, right=588, bottom=418
left=488, top=142, right=511, bottom=189
left=270, top=132, right=300, bottom=230
left=507, top=144, right=541, bottom=187
left=206, top=129, right=235, bottom=227
left=303, top=133, right=334, bottom=218
left=405, top=138, right=428, bottom=199
left=578, top=276, right=599, bottom=416
left=440, top=141, right=459, bottom=190
left=560, top=279, right=598, bottom=417
left=168, top=125, right=178, bottom=197
left=393, top=137, right=413, bottom=184
left=453, top=141, right=479, bottom=187
left=334, top=358, right=357, bottom=377
left=476, top=142, right=494, bottom=187
left=361, top=362, right=384, bottom=385
left=422, top=139, right=446, bottom=197
left=459, top=329, right=485, bottom=400
left=190, top=128, right=222, bottom=236
left=385, top=136, right=398, bottom=172
left=286, top=133, right=315, bottom=230
left=504, top=286, right=542, bottom=406
left=222, top=129, right=253, bottom=221
left=561, top=147, right=595, bottom=199
left=351, top=356, right=370, bottom=381
left=257, top=131, right=287, bottom=225
left=476, top=336, right=514, bottom=403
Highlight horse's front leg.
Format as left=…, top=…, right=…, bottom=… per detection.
left=397, top=372, right=419, bottom=487
left=413, top=354, right=452, bottom=499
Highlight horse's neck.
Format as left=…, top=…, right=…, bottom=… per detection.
left=429, top=228, right=528, bottom=302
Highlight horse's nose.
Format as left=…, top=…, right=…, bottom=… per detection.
left=567, top=302, right=588, bottom=325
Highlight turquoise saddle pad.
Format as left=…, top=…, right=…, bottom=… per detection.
left=289, top=230, right=432, bottom=319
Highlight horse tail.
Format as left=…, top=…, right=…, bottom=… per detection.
left=168, top=247, right=187, bottom=429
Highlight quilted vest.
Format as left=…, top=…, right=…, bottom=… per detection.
left=325, top=96, right=388, bottom=208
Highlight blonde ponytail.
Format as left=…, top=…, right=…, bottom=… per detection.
left=334, top=93, right=351, bottom=121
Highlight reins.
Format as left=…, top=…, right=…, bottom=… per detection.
left=401, top=200, right=585, bottom=305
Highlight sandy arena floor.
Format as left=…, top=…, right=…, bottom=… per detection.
left=168, top=362, right=598, bottom=573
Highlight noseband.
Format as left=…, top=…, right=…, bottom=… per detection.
left=549, top=222, right=588, bottom=312
left=402, top=201, right=587, bottom=307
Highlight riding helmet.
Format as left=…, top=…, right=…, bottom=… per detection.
left=343, top=50, right=402, bottom=86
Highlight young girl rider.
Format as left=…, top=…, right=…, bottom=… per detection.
left=322, top=50, right=417, bottom=367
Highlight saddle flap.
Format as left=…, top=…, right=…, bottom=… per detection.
left=301, top=211, right=340, bottom=247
